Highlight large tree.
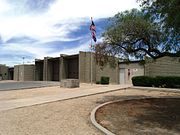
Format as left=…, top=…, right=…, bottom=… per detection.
left=138, top=0, right=180, bottom=34
left=138, top=0, right=180, bottom=54
left=95, top=9, right=180, bottom=66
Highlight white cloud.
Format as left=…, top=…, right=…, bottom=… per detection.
left=47, top=0, right=139, bottom=19
left=0, top=0, right=140, bottom=66
left=0, top=1, right=11, bottom=13
left=0, top=0, right=139, bottom=41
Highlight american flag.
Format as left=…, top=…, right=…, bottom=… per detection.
left=90, top=17, right=97, bottom=42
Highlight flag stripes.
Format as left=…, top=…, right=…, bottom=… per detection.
left=90, top=17, right=97, bottom=42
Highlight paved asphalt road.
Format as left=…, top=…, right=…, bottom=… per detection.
left=0, top=81, right=60, bottom=91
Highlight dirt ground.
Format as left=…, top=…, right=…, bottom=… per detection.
left=0, top=86, right=62, bottom=101
left=96, top=98, right=180, bottom=135
left=0, top=88, right=180, bottom=135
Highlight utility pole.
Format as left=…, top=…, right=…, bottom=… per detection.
left=22, top=57, right=25, bottom=65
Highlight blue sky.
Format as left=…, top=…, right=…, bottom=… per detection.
left=0, top=0, right=139, bottom=66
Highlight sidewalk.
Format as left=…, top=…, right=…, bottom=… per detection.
left=0, top=84, right=131, bottom=111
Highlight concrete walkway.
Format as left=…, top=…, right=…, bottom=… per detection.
left=0, top=84, right=131, bottom=111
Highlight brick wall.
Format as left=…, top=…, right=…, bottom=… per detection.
left=14, top=65, right=35, bottom=81
left=145, top=56, right=180, bottom=76
left=60, top=56, right=68, bottom=80
left=79, top=51, right=119, bottom=84
left=95, top=63, right=119, bottom=84
left=14, top=65, right=19, bottom=81
left=24, top=65, right=35, bottom=81
left=79, top=52, right=92, bottom=83
left=18, top=65, right=24, bottom=81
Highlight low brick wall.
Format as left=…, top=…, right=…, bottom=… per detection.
left=60, top=79, right=79, bottom=88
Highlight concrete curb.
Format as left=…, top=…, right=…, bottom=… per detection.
left=90, top=101, right=116, bottom=135
left=133, top=86, right=180, bottom=93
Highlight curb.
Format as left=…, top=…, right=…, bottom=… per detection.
left=90, top=101, right=116, bottom=135
left=133, top=86, right=180, bottom=93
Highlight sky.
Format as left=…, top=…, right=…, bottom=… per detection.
left=0, top=0, right=140, bottom=66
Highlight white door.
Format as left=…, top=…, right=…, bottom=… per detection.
left=119, top=68, right=125, bottom=84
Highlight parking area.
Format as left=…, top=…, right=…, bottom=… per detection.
left=0, top=81, right=60, bottom=91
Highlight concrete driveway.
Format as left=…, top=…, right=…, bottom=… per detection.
left=0, top=84, right=131, bottom=111
left=0, top=81, right=60, bottom=91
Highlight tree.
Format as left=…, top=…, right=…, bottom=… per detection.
left=138, top=0, right=180, bottom=54
left=138, top=0, right=180, bottom=34
left=94, top=9, right=180, bottom=66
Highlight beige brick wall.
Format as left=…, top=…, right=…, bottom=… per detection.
left=79, top=51, right=92, bottom=83
left=14, top=65, right=19, bottom=81
left=60, top=56, right=68, bottom=80
left=79, top=51, right=119, bottom=84
left=43, top=57, right=48, bottom=81
left=95, top=64, right=119, bottom=84
left=14, top=65, right=35, bottom=81
left=18, top=65, right=24, bottom=81
left=24, top=65, right=35, bottom=81
left=145, top=56, right=180, bottom=76
left=47, top=61, right=53, bottom=81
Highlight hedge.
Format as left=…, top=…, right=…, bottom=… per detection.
left=100, top=76, right=110, bottom=85
left=96, top=81, right=100, bottom=84
left=132, top=76, right=180, bottom=88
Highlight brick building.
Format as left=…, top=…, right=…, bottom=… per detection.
left=13, top=52, right=180, bottom=84
left=14, top=65, right=35, bottom=81
left=35, top=51, right=119, bottom=84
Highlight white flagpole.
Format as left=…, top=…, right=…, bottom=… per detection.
left=90, top=17, right=93, bottom=85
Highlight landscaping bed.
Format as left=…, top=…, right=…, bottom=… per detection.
left=96, top=98, right=180, bottom=135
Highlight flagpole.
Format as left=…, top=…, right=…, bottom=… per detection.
left=90, top=17, right=93, bottom=85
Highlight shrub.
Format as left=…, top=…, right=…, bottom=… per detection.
left=132, top=76, right=154, bottom=87
left=132, top=76, right=180, bottom=88
left=100, top=76, right=110, bottom=84
left=96, top=81, right=100, bottom=84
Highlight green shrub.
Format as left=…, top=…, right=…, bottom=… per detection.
left=96, top=81, right=100, bottom=84
left=100, top=76, right=110, bottom=85
left=132, top=76, right=180, bottom=88
left=132, top=76, right=154, bottom=87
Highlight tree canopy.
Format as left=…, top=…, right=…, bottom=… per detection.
left=138, top=0, right=180, bottom=34
left=94, top=8, right=180, bottom=66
